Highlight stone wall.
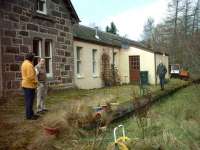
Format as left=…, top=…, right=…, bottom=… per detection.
left=0, top=0, right=75, bottom=96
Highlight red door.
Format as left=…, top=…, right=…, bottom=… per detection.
left=129, top=56, right=140, bottom=83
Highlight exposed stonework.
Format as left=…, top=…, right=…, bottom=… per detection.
left=0, top=0, right=79, bottom=96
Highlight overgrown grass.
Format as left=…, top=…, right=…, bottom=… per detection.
left=95, top=84, right=200, bottom=149
left=0, top=79, right=190, bottom=149
left=45, top=79, right=188, bottom=107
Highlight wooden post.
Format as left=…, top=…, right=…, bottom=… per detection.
left=112, top=46, right=115, bottom=85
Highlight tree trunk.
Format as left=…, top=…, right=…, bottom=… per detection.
left=174, top=0, right=179, bottom=36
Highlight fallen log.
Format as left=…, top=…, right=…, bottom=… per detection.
left=89, top=80, right=193, bottom=128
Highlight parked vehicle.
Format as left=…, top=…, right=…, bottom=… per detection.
left=170, top=64, right=189, bottom=80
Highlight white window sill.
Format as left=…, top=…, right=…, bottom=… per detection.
left=36, top=10, right=47, bottom=15
left=92, top=74, right=99, bottom=78
left=47, top=73, right=53, bottom=79
left=76, top=74, right=84, bottom=79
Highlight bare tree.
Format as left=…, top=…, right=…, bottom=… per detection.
left=141, top=0, right=200, bottom=76
left=192, top=0, right=200, bottom=33
left=141, top=17, right=155, bottom=48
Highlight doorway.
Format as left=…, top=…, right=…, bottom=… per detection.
left=129, top=55, right=140, bottom=83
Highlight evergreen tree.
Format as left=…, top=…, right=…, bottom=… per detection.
left=142, top=17, right=155, bottom=48
left=105, top=22, right=118, bottom=34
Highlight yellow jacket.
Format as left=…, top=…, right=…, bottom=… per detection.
left=21, top=60, right=37, bottom=89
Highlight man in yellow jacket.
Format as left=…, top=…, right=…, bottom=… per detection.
left=21, top=53, right=38, bottom=120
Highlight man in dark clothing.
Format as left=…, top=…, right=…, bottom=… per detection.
left=157, top=61, right=167, bottom=90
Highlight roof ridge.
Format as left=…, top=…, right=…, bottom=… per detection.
left=73, top=24, right=168, bottom=55
left=75, top=24, right=128, bottom=40
left=75, top=24, right=96, bottom=31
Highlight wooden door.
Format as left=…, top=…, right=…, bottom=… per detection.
left=129, top=56, right=140, bottom=83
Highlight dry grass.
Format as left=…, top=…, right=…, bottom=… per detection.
left=97, top=84, right=200, bottom=150
left=0, top=79, right=190, bottom=149
left=28, top=101, right=99, bottom=150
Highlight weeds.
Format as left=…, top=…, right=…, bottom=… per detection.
left=93, top=84, right=200, bottom=150
left=0, top=79, right=192, bottom=149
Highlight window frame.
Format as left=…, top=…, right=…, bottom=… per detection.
left=44, top=40, right=53, bottom=78
left=33, top=39, right=42, bottom=66
left=76, top=47, right=82, bottom=75
left=36, top=0, right=47, bottom=15
left=113, top=52, right=117, bottom=67
left=33, top=38, right=53, bottom=78
left=92, top=49, right=97, bottom=75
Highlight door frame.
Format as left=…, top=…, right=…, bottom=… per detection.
left=129, top=55, right=140, bottom=83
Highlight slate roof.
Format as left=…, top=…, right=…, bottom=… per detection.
left=73, top=24, right=168, bottom=55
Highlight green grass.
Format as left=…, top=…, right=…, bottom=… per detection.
left=95, top=84, right=200, bottom=149
left=0, top=79, right=190, bottom=149
left=45, top=79, right=188, bottom=107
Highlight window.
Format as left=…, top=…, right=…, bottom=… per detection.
left=36, top=0, right=47, bottom=14
left=76, top=47, right=82, bottom=74
left=33, top=39, right=42, bottom=66
left=45, top=40, right=52, bottom=76
left=33, top=39, right=53, bottom=77
left=92, top=49, right=97, bottom=74
left=113, top=52, right=117, bottom=66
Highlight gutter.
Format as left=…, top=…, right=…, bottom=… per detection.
left=74, top=37, right=121, bottom=49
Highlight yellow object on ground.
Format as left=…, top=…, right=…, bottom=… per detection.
left=107, top=125, right=130, bottom=150
left=107, top=137, right=130, bottom=150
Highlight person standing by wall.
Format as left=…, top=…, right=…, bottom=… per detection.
left=157, top=60, right=167, bottom=90
left=35, top=58, right=48, bottom=113
left=21, top=53, right=38, bottom=120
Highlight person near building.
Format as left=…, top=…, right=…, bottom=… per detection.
left=21, top=53, right=38, bottom=120
left=35, top=58, right=48, bottom=113
left=157, top=60, right=167, bottom=90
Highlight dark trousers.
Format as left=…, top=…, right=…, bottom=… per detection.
left=23, top=88, right=36, bottom=119
left=159, top=76, right=165, bottom=90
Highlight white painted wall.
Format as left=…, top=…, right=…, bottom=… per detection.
left=74, top=40, right=169, bottom=89
left=155, top=54, right=169, bottom=84
left=74, top=40, right=120, bottom=89
left=119, top=46, right=156, bottom=84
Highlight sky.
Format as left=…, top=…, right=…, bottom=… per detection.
left=71, top=0, right=170, bottom=41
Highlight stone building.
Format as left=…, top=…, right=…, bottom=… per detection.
left=0, top=0, right=80, bottom=96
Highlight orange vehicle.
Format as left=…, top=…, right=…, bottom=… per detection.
left=170, top=64, right=189, bottom=80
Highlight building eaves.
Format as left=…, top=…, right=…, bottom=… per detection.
left=64, top=0, right=80, bottom=23
left=73, top=24, right=169, bottom=56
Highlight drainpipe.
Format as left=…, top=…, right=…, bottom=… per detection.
left=154, top=53, right=157, bottom=85
left=112, top=40, right=115, bottom=85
